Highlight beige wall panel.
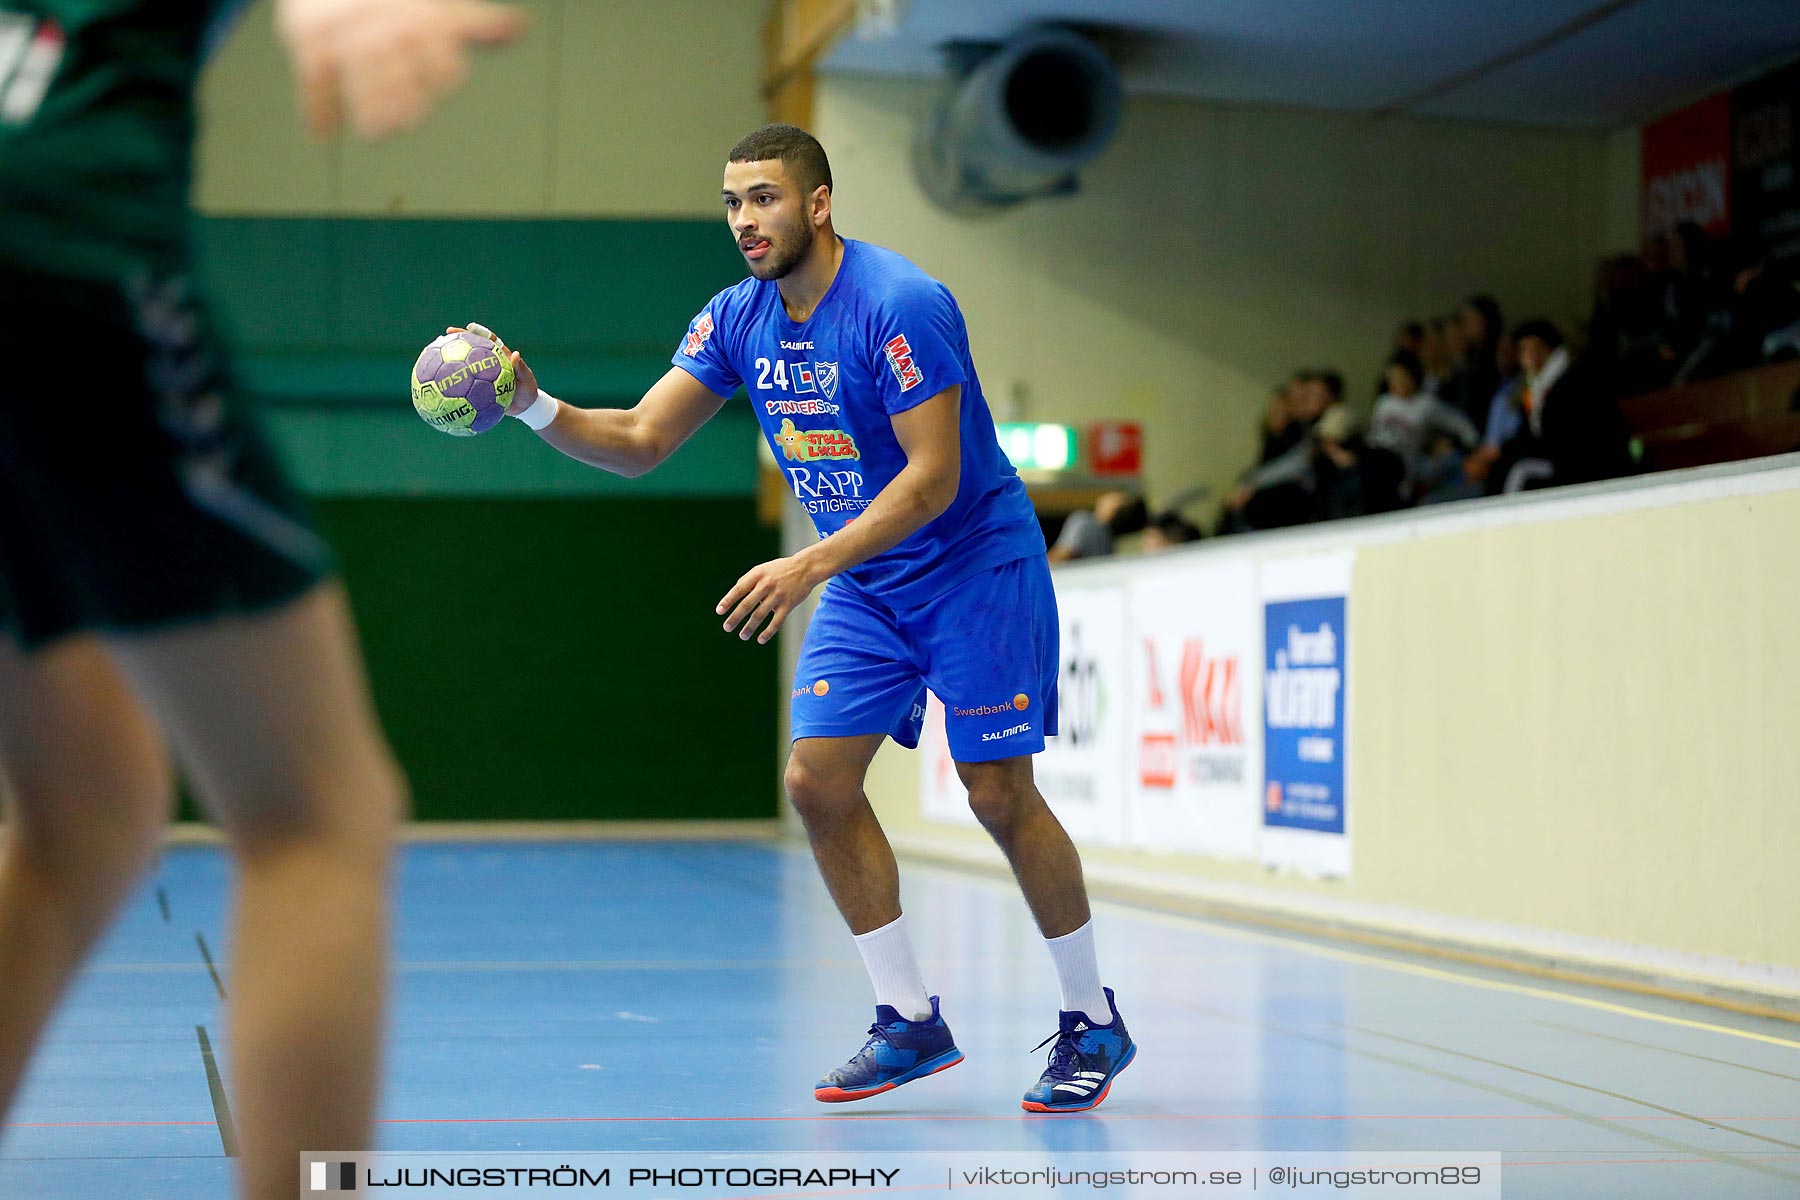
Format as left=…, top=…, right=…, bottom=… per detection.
left=332, top=0, right=558, bottom=215
left=196, top=0, right=333, bottom=213
left=195, top=0, right=765, bottom=218
left=549, top=0, right=766, bottom=217
left=1352, top=488, right=1800, bottom=966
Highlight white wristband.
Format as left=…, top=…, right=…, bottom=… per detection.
left=513, top=390, right=560, bottom=431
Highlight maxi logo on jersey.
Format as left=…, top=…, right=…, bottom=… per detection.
left=682, top=312, right=715, bottom=358
left=883, top=335, right=923, bottom=392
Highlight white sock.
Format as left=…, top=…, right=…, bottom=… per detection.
left=1045, top=920, right=1113, bottom=1023
left=853, top=914, right=932, bottom=1021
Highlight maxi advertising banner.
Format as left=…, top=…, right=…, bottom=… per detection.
left=1260, top=553, right=1353, bottom=878
left=1641, top=91, right=1733, bottom=239
left=1127, top=561, right=1262, bottom=860
left=918, top=586, right=1130, bottom=843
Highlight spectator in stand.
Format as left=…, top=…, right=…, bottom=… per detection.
left=1586, top=253, right=1665, bottom=396
left=1394, top=320, right=1425, bottom=358
left=1378, top=321, right=1426, bottom=398
left=1489, top=319, right=1635, bottom=492
left=1446, top=294, right=1504, bottom=429
left=1047, top=491, right=1148, bottom=564
left=1141, top=510, right=1205, bottom=553
left=1367, top=351, right=1479, bottom=495
left=1306, top=369, right=1345, bottom=420
left=1419, top=317, right=1460, bottom=396
left=1680, top=243, right=1800, bottom=380
left=1228, top=367, right=1333, bottom=510
left=1257, top=372, right=1314, bottom=465
left=1222, top=402, right=1404, bottom=532
left=1443, top=331, right=1525, bottom=501
left=1652, top=222, right=1724, bottom=384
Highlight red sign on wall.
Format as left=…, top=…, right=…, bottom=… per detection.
left=1087, top=420, right=1142, bottom=477
left=1641, top=91, right=1732, bottom=239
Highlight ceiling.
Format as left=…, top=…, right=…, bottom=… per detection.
left=822, top=0, right=1800, bottom=129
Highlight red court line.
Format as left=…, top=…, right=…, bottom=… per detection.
left=14, top=1113, right=1800, bottom=1129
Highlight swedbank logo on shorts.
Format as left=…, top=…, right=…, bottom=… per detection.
left=953, top=694, right=1030, bottom=718
left=793, top=679, right=831, bottom=699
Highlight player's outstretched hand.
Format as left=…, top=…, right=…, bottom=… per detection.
left=718, top=557, right=826, bottom=646
left=449, top=323, right=538, bottom=414
left=279, top=0, right=528, bottom=140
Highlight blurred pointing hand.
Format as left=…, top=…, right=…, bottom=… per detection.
left=277, top=0, right=528, bottom=140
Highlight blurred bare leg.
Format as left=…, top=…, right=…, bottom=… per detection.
left=0, top=636, right=172, bottom=1121
left=109, top=583, right=406, bottom=1200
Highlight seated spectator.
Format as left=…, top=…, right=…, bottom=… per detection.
left=1445, top=294, right=1504, bottom=429
left=1141, top=510, right=1205, bottom=552
left=1281, top=367, right=1338, bottom=433
left=1377, top=320, right=1425, bottom=398
left=1047, top=491, right=1147, bottom=563
left=1257, top=372, right=1313, bottom=465
left=1420, top=317, right=1460, bottom=396
left=1222, top=403, right=1405, bottom=532
left=1661, top=222, right=1720, bottom=372
left=1438, top=332, right=1525, bottom=501
left=1678, top=245, right=1800, bottom=381
left=1586, top=253, right=1666, bottom=396
left=1367, top=351, right=1479, bottom=493
left=1395, top=320, right=1424, bottom=356
left=1489, top=319, right=1635, bottom=492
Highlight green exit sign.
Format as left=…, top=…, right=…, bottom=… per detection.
left=997, top=422, right=1077, bottom=472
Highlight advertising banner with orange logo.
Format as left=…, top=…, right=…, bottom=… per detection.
left=1125, top=561, right=1262, bottom=860
left=1037, top=585, right=1130, bottom=845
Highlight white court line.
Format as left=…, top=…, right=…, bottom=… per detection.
left=897, top=851, right=1800, bottom=1054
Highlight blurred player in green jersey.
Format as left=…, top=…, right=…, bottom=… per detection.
left=0, top=2, right=523, bottom=1196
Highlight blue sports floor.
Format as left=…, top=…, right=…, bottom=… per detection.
left=3, top=840, right=1799, bottom=1197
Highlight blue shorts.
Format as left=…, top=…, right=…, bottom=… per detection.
left=791, top=555, right=1059, bottom=763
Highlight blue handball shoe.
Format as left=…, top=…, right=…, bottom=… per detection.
left=815, top=995, right=964, bottom=1103
left=1021, top=987, right=1136, bottom=1113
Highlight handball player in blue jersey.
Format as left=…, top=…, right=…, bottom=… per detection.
left=472, top=125, right=1133, bottom=1112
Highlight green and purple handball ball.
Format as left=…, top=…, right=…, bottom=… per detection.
left=410, top=331, right=516, bottom=436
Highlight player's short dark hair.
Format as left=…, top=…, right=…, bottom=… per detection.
left=728, top=124, right=833, bottom=195
left=1315, top=370, right=1344, bottom=400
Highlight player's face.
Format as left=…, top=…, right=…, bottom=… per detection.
left=722, top=160, right=818, bottom=281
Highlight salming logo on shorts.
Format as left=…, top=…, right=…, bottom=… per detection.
left=126, top=273, right=331, bottom=573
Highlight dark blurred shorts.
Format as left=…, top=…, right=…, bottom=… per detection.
left=0, top=265, right=329, bottom=650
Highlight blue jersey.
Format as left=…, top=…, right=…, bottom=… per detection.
left=671, top=238, right=1044, bottom=609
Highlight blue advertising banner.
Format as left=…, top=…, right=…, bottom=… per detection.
left=1263, top=596, right=1347, bottom=836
